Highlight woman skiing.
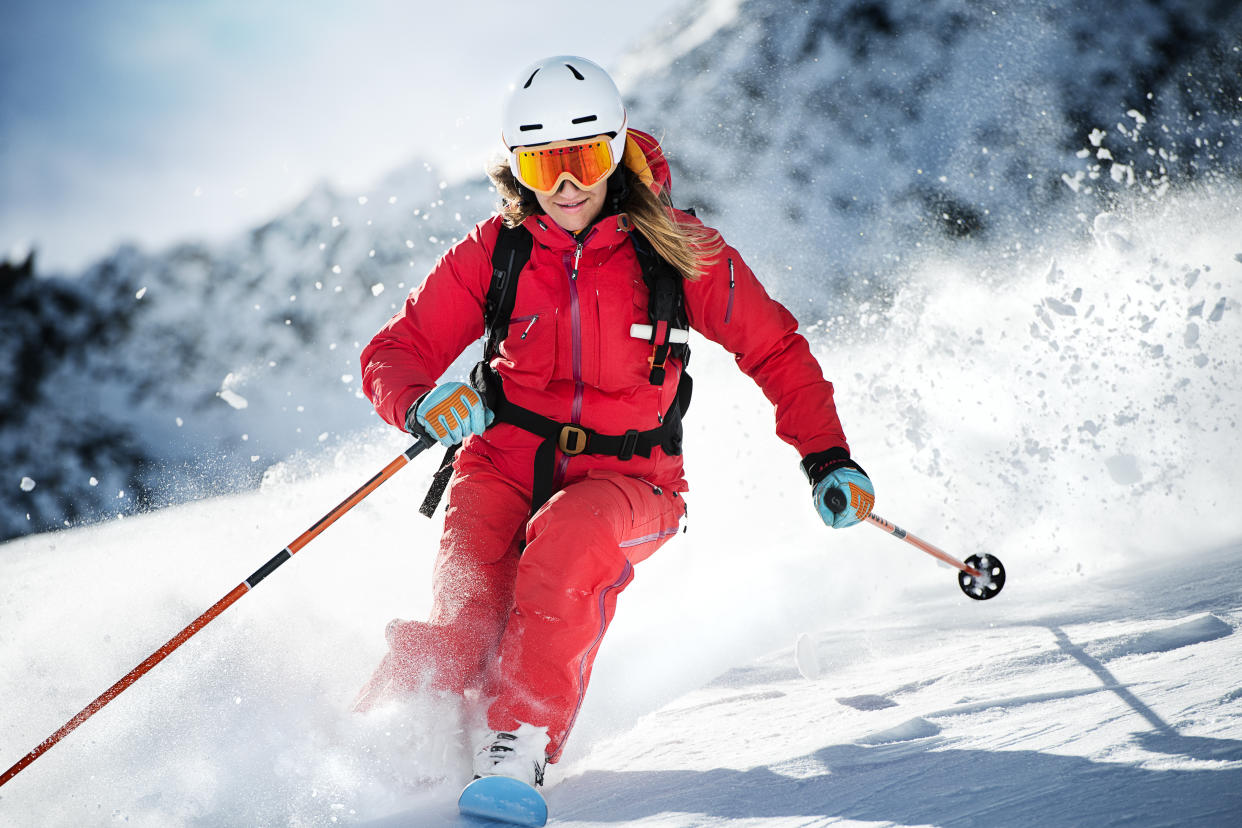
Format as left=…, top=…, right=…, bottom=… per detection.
left=356, top=55, right=875, bottom=786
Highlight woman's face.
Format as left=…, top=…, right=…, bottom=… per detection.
left=534, top=175, right=608, bottom=235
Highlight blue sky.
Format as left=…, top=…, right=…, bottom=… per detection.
left=1, top=0, right=684, bottom=272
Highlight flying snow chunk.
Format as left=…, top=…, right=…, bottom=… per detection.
left=135, top=287, right=148, bottom=300
left=371, top=283, right=385, bottom=297
left=1092, top=212, right=1132, bottom=251
left=19, top=477, right=36, bottom=492
left=1105, top=454, right=1142, bottom=485
left=218, top=389, right=249, bottom=410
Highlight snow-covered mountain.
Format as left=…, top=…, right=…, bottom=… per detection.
left=3, top=0, right=1241, bottom=543
left=621, top=0, right=1242, bottom=296
left=1, top=169, right=494, bottom=539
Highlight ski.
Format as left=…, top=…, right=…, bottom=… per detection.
left=457, top=775, right=548, bottom=826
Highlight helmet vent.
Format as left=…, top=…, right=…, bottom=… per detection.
left=519, top=123, right=543, bottom=131
left=564, top=63, right=585, bottom=80
left=571, top=115, right=598, bottom=125
left=523, top=69, right=540, bottom=89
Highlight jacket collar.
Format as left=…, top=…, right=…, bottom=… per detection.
left=522, top=212, right=633, bottom=251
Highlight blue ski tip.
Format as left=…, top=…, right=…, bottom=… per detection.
left=458, top=775, right=548, bottom=827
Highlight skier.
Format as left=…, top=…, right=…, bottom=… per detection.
left=356, top=55, right=875, bottom=787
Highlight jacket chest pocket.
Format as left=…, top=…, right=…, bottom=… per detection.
left=595, top=275, right=659, bottom=393
left=496, top=308, right=559, bottom=389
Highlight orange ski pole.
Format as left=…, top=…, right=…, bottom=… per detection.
left=825, top=490, right=1006, bottom=600
left=864, top=512, right=1006, bottom=600
left=0, top=436, right=434, bottom=788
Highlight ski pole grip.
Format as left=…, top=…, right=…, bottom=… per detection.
left=403, top=399, right=438, bottom=448
left=407, top=420, right=436, bottom=448
left=825, top=487, right=848, bottom=515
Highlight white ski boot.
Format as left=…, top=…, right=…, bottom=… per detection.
left=472, top=723, right=550, bottom=787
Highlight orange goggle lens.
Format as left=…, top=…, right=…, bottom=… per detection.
left=514, top=138, right=616, bottom=194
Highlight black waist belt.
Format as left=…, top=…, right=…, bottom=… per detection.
left=418, top=364, right=686, bottom=519
left=493, top=394, right=672, bottom=514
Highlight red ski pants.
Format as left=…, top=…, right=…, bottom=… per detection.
left=371, top=448, right=684, bottom=762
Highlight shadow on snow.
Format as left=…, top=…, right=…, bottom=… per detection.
left=549, top=739, right=1242, bottom=826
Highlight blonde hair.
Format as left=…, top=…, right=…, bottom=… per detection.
left=486, top=159, right=723, bottom=281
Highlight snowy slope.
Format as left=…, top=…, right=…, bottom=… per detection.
left=1, top=183, right=1239, bottom=826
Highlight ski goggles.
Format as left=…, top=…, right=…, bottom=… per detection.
left=511, top=136, right=618, bottom=194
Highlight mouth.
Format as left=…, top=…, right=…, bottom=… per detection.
left=555, top=199, right=588, bottom=211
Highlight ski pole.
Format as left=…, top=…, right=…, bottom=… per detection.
left=825, top=490, right=1006, bottom=600
left=0, top=436, right=435, bottom=789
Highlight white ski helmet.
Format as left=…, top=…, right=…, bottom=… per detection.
left=501, top=55, right=628, bottom=178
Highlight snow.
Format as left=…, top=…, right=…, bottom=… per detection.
left=3, top=1, right=1242, bottom=823
left=1, top=181, right=1240, bottom=826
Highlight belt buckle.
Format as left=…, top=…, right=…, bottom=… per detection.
left=558, top=425, right=588, bottom=456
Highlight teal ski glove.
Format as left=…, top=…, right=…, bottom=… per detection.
left=802, top=449, right=875, bottom=529
left=407, top=382, right=494, bottom=448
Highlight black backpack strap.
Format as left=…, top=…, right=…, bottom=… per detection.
left=629, top=229, right=689, bottom=386
left=484, top=224, right=533, bottom=362
left=627, top=226, right=692, bottom=452
left=420, top=223, right=533, bottom=519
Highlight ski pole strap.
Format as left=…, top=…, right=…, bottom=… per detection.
left=418, top=444, right=459, bottom=518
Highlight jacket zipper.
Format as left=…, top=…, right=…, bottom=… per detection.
left=724, top=257, right=735, bottom=324
left=556, top=232, right=593, bottom=485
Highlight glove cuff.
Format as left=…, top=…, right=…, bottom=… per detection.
left=801, top=447, right=866, bottom=486
left=405, top=390, right=432, bottom=435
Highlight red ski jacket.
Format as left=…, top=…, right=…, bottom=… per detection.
left=361, top=207, right=850, bottom=497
